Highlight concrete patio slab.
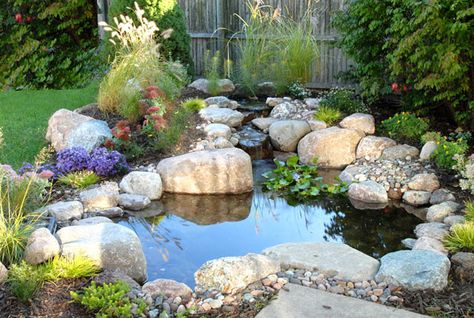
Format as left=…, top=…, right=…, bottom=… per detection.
left=256, top=284, right=428, bottom=318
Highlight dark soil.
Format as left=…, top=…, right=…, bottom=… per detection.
left=391, top=275, right=474, bottom=318
left=0, top=278, right=93, bottom=318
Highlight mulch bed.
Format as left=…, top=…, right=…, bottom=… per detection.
left=0, top=278, right=93, bottom=318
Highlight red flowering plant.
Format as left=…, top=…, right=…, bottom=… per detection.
left=105, top=120, right=144, bottom=159
left=141, top=104, right=167, bottom=139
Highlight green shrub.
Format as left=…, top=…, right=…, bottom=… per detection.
left=421, top=131, right=444, bottom=144
left=8, top=256, right=99, bottom=302
left=235, top=2, right=318, bottom=95
left=380, top=113, right=429, bottom=142
left=465, top=201, right=474, bottom=222
left=182, top=98, right=206, bottom=112
left=333, top=0, right=474, bottom=128
left=320, top=88, right=368, bottom=115
left=71, top=281, right=147, bottom=318
left=432, top=138, right=468, bottom=170
left=444, top=222, right=474, bottom=253
left=0, top=0, right=99, bottom=89
left=58, top=171, right=101, bottom=189
left=288, top=81, right=310, bottom=100
left=314, top=106, right=342, bottom=126
left=107, top=0, right=193, bottom=74
left=263, top=156, right=348, bottom=201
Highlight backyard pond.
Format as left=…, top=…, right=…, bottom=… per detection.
left=120, top=160, right=422, bottom=287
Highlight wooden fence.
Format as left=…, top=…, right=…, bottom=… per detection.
left=178, top=0, right=353, bottom=88
left=99, top=0, right=353, bottom=88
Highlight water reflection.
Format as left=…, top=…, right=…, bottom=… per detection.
left=120, top=160, right=421, bottom=287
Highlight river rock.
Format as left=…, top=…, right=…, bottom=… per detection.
left=413, top=237, right=448, bottom=255
left=401, top=238, right=417, bottom=249
left=402, top=191, right=431, bottom=206
left=420, top=141, right=438, bottom=161
left=375, top=250, right=450, bottom=291
left=118, top=193, right=151, bottom=211
left=79, top=183, right=120, bottom=212
left=199, top=108, right=244, bottom=127
left=205, top=96, right=239, bottom=110
left=414, top=222, right=449, bottom=240
left=143, top=279, right=193, bottom=300
left=195, top=254, right=280, bottom=294
left=430, top=189, right=455, bottom=205
left=46, top=201, right=83, bottom=222
left=348, top=180, right=388, bottom=204
left=157, top=148, right=253, bottom=194
left=307, top=120, right=327, bottom=131
left=426, top=201, right=460, bottom=222
left=251, top=118, right=279, bottom=133
left=204, top=123, right=232, bottom=140
left=266, top=97, right=285, bottom=108
left=339, top=165, right=367, bottom=184
left=46, top=109, right=111, bottom=152
left=356, top=136, right=397, bottom=161
left=263, top=242, right=380, bottom=281
left=451, top=252, right=474, bottom=282
left=236, top=125, right=273, bottom=160
left=0, top=262, right=7, bottom=284
left=75, top=216, right=113, bottom=225
left=269, top=120, right=311, bottom=152
left=380, top=145, right=420, bottom=160
left=407, top=173, right=440, bottom=192
left=298, top=127, right=363, bottom=168
left=304, top=98, right=321, bottom=109
left=444, top=215, right=465, bottom=227
left=56, top=223, right=147, bottom=283
left=339, top=113, right=375, bottom=135
left=120, top=171, right=163, bottom=200
left=24, top=228, right=60, bottom=265
left=189, top=79, right=235, bottom=95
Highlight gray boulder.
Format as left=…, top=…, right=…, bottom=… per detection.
left=205, top=96, right=239, bottom=110
left=356, top=136, right=397, bottom=161
left=0, top=262, right=7, bottom=284
left=204, top=123, right=232, bottom=140
left=189, top=78, right=235, bottom=95
left=414, top=222, right=449, bottom=240
left=67, top=120, right=112, bottom=152
left=79, top=182, right=120, bottom=212
left=420, top=141, right=437, bottom=161
left=426, top=201, right=460, bottom=222
left=348, top=180, right=388, bottom=204
left=251, top=118, right=279, bottom=133
left=24, top=228, right=60, bottom=265
left=375, top=250, right=450, bottom=291
left=120, top=171, right=163, bottom=200
left=199, top=108, right=244, bottom=127
left=262, top=242, right=380, bottom=282
left=339, top=113, right=375, bottom=135
left=307, top=120, right=327, bottom=131
left=381, top=145, right=420, bottom=160
left=195, top=253, right=280, bottom=294
left=430, top=189, right=455, bottom=205
left=118, top=193, right=151, bottom=211
left=157, top=148, right=253, bottom=194
left=269, top=120, right=311, bottom=152
left=74, top=216, right=113, bottom=226
left=444, top=215, right=465, bottom=227
left=451, top=252, right=474, bottom=282
left=142, top=279, right=193, bottom=300
left=46, top=201, right=83, bottom=222
left=412, top=237, right=448, bottom=255
left=402, top=191, right=431, bottom=206
left=56, top=223, right=147, bottom=283
left=408, top=173, right=440, bottom=192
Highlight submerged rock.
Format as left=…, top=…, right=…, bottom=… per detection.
left=298, top=127, right=363, bottom=168
left=375, top=250, right=450, bottom=291
left=263, top=242, right=380, bottom=281
left=56, top=223, right=147, bottom=283
left=195, top=253, right=280, bottom=294
left=157, top=148, right=253, bottom=194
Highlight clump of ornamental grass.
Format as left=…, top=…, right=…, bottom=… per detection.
left=182, top=98, right=206, bottom=112
left=58, top=171, right=101, bottom=189
left=314, top=106, right=342, bottom=126
left=444, top=222, right=474, bottom=253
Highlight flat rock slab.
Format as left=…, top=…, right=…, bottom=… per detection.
left=262, top=242, right=380, bottom=281
left=256, top=284, right=427, bottom=318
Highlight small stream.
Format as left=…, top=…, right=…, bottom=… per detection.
left=120, top=160, right=422, bottom=287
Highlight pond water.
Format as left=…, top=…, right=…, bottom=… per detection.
left=120, top=160, right=422, bottom=287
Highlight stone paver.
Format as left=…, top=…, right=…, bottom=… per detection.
left=256, top=284, right=427, bottom=318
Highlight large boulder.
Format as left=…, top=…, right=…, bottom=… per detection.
left=269, top=120, right=311, bottom=152
left=298, top=127, right=363, bottom=168
left=46, top=109, right=112, bottom=152
left=414, top=223, right=449, bottom=240
left=79, top=182, right=120, bottom=212
left=46, top=201, right=83, bottom=222
left=380, top=145, right=420, bottom=160
left=348, top=180, right=388, bottom=204
left=142, top=279, right=193, bottom=300
left=375, top=250, right=450, bottom=291
left=24, top=228, right=60, bottom=265
left=262, top=242, right=380, bottom=281
left=199, top=108, right=244, bottom=127
left=194, top=253, right=280, bottom=294
left=189, top=78, right=235, bottom=95
left=339, top=113, right=375, bottom=135
left=56, top=223, right=147, bottom=283
left=451, top=252, right=474, bottom=282
left=157, top=148, right=253, bottom=194
left=119, top=171, right=163, bottom=200
left=356, top=136, right=397, bottom=161
left=426, top=201, right=460, bottom=222
left=408, top=173, right=440, bottom=192
left=430, top=189, right=456, bottom=205
left=205, top=96, right=239, bottom=110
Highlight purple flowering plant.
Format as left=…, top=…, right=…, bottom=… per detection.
left=56, top=147, right=90, bottom=173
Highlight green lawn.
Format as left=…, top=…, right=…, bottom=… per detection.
left=0, top=82, right=99, bottom=168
